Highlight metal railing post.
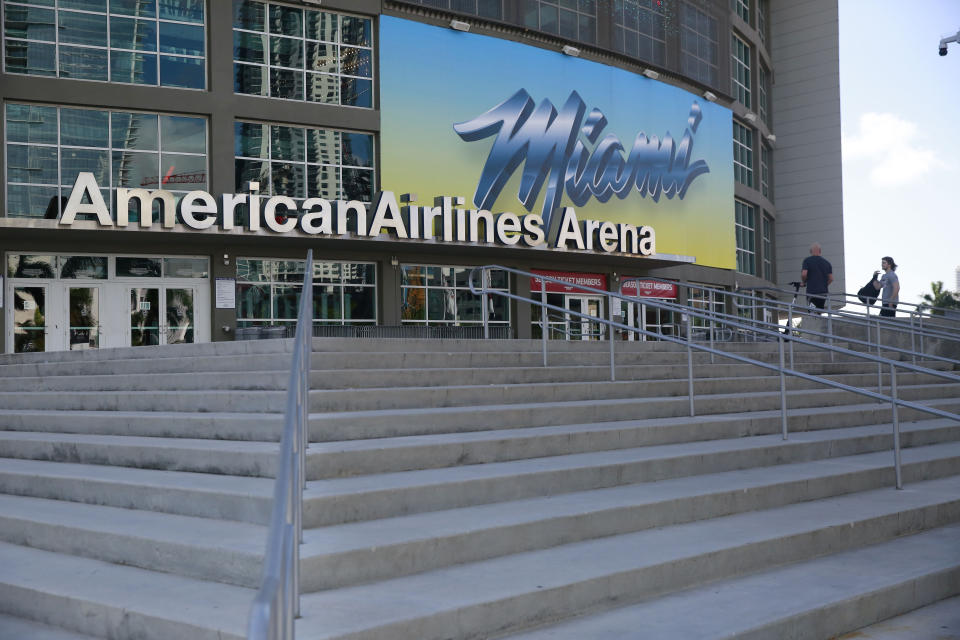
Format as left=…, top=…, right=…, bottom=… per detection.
left=709, top=295, right=715, bottom=363
left=787, top=304, right=795, bottom=369
left=778, top=333, right=788, bottom=440
left=918, top=313, right=925, bottom=354
left=482, top=267, right=489, bottom=340
left=876, top=318, right=883, bottom=392
left=540, top=279, right=548, bottom=367
left=910, top=312, right=917, bottom=365
left=826, top=296, right=835, bottom=362
left=685, top=314, right=695, bottom=417
left=608, top=297, right=616, bottom=382
left=890, top=363, right=902, bottom=490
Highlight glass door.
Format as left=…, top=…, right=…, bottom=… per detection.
left=565, top=295, right=604, bottom=340
left=12, top=285, right=47, bottom=353
left=128, top=286, right=195, bottom=346
left=164, top=287, right=195, bottom=344
left=130, top=287, right=161, bottom=346
left=68, top=286, right=101, bottom=350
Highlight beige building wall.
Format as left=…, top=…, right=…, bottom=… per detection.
left=770, top=0, right=845, bottom=297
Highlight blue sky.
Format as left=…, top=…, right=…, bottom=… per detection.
left=838, top=0, right=960, bottom=305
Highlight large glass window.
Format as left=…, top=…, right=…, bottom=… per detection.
left=236, top=258, right=377, bottom=328
left=732, top=0, right=749, bottom=24
left=403, top=0, right=502, bottom=19
left=733, top=121, right=753, bottom=188
left=758, top=64, right=770, bottom=124
left=234, top=120, right=374, bottom=203
left=735, top=199, right=756, bottom=275
left=680, top=2, right=718, bottom=87
left=757, top=0, right=768, bottom=45
left=523, top=0, right=596, bottom=45
left=233, top=1, right=373, bottom=108
left=731, top=33, right=751, bottom=108
left=612, top=0, right=665, bottom=66
left=3, top=0, right=205, bottom=88
left=401, top=265, right=509, bottom=327
left=762, top=212, right=774, bottom=282
left=760, top=142, right=771, bottom=199
left=4, top=103, right=207, bottom=219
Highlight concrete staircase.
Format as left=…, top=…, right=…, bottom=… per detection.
left=0, top=337, right=958, bottom=639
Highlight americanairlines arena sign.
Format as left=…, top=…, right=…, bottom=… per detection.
left=58, top=173, right=656, bottom=256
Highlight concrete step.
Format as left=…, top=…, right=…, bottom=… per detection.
left=0, top=344, right=890, bottom=379
left=0, top=614, right=100, bottom=640
left=3, top=442, right=955, bottom=595
left=0, top=433, right=279, bottom=477
left=0, top=409, right=282, bottom=440
left=300, top=424, right=960, bottom=527
left=502, top=524, right=960, bottom=640
left=834, top=595, right=960, bottom=640
left=309, top=385, right=960, bottom=441
left=1, top=360, right=952, bottom=393
left=309, top=407, right=960, bottom=478
left=2, top=373, right=954, bottom=415
left=0, top=459, right=274, bottom=524
left=0, top=494, right=265, bottom=589
left=0, top=542, right=249, bottom=640
left=289, top=476, right=960, bottom=640
left=297, top=442, right=960, bottom=591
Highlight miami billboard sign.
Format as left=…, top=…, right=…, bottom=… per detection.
left=380, top=16, right=735, bottom=268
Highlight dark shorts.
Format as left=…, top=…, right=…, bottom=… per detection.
left=807, top=294, right=826, bottom=310
left=880, top=304, right=897, bottom=318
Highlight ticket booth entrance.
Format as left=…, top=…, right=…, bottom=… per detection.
left=531, top=270, right=607, bottom=341
left=619, top=278, right=679, bottom=341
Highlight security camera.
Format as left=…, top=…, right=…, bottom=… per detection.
left=940, top=29, right=960, bottom=56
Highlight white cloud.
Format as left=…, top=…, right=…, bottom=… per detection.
left=843, top=112, right=941, bottom=186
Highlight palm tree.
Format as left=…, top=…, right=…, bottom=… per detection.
left=920, top=281, right=960, bottom=315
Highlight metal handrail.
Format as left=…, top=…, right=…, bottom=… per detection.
left=644, top=276, right=960, bottom=347
left=248, top=250, right=313, bottom=640
left=739, top=282, right=960, bottom=341
left=470, top=265, right=960, bottom=490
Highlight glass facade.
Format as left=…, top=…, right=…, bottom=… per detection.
left=236, top=258, right=377, bottom=328
left=404, top=0, right=502, bottom=19
left=760, top=142, right=771, bottom=199
left=762, top=212, right=774, bottom=282
left=3, top=0, right=206, bottom=88
left=401, top=265, right=509, bottom=327
left=731, top=33, right=751, bottom=108
left=4, top=102, right=207, bottom=219
left=234, top=120, right=375, bottom=203
left=523, top=0, right=597, bottom=45
left=680, top=2, right=718, bottom=87
left=232, top=1, right=374, bottom=108
left=735, top=199, right=756, bottom=275
left=612, top=0, right=666, bottom=66
left=733, top=120, right=753, bottom=188
left=687, top=284, right=726, bottom=336
left=758, top=64, right=769, bottom=124
left=732, top=0, right=749, bottom=24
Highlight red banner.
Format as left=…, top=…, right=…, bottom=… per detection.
left=531, top=270, right=607, bottom=294
left=620, top=278, right=677, bottom=298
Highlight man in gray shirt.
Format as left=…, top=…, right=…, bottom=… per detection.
left=872, top=256, right=899, bottom=317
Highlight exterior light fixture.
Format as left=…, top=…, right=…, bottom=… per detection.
left=562, top=45, right=580, bottom=56
left=744, top=112, right=757, bottom=123
left=450, top=19, right=471, bottom=32
left=703, top=91, right=717, bottom=102
left=642, top=69, right=659, bottom=80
